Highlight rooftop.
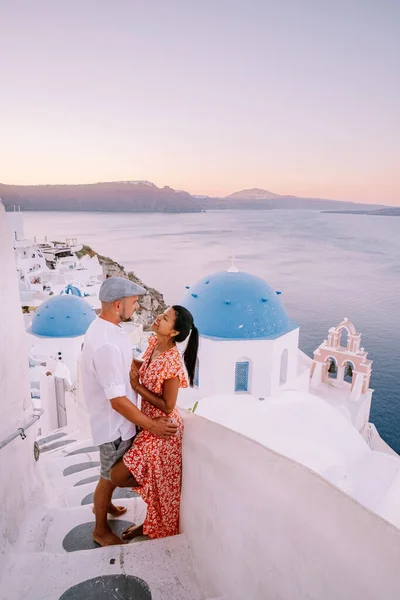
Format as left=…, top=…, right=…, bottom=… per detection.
left=181, top=270, right=296, bottom=340
left=30, top=295, right=96, bottom=338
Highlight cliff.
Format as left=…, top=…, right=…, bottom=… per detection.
left=0, top=181, right=202, bottom=213
left=76, top=245, right=167, bottom=329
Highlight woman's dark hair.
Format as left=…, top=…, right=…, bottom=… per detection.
left=172, top=305, right=199, bottom=387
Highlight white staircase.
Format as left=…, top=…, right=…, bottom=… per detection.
left=0, top=428, right=206, bottom=600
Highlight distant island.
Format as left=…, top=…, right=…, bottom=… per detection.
left=322, top=207, right=400, bottom=217
left=0, top=181, right=390, bottom=213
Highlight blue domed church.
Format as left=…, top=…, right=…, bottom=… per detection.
left=31, top=295, right=96, bottom=338
left=180, top=266, right=306, bottom=402
left=28, top=294, right=96, bottom=381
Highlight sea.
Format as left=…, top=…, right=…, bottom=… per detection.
left=23, top=210, right=400, bottom=452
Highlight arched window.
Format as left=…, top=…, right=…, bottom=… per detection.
left=194, top=358, right=199, bottom=388
left=280, top=349, right=289, bottom=385
left=339, top=327, right=350, bottom=350
left=235, top=361, right=249, bottom=392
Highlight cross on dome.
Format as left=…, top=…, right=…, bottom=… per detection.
left=227, top=255, right=239, bottom=273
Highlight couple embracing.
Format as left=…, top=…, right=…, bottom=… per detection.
left=81, top=277, right=198, bottom=546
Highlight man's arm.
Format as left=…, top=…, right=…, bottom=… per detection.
left=110, top=395, right=177, bottom=438
left=93, top=344, right=177, bottom=438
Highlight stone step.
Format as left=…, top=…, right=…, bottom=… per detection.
left=20, top=497, right=147, bottom=554
left=13, top=428, right=208, bottom=600
left=36, top=434, right=140, bottom=510
left=1, top=534, right=205, bottom=600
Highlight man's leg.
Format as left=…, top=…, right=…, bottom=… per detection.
left=92, top=477, right=126, bottom=546
left=91, top=486, right=128, bottom=517
left=93, top=438, right=135, bottom=546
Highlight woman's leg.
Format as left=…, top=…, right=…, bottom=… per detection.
left=110, top=459, right=139, bottom=488
left=110, top=459, right=144, bottom=539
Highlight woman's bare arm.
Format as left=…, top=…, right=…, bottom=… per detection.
left=131, top=371, right=180, bottom=415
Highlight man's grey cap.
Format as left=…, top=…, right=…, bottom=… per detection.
left=99, top=277, right=147, bottom=302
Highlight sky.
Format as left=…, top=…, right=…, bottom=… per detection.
left=0, top=0, right=399, bottom=204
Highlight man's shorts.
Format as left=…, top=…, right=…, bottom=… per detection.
left=98, top=436, right=134, bottom=481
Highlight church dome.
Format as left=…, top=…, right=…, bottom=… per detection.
left=181, top=269, right=295, bottom=340
left=31, top=295, right=96, bottom=338
left=62, top=284, right=82, bottom=297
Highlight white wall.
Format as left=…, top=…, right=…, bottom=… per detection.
left=68, top=355, right=91, bottom=437
left=6, top=211, right=24, bottom=240
left=0, top=204, right=42, bottom=574
left=38, top=373, right=59, bottom=435
left=354, top=393, right=372, bottom=433
left=28, top=334, right=83, bottom=381
left=367, top=423, right=398, bottom=456
left=180, top=411, right=400, bottom=600
left=196, top=328, right=300, bottom=399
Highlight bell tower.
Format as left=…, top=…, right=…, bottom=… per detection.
left=310, top=318, right=372, bottom=401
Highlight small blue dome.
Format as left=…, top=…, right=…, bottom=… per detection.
left=62, top=284, right=82, bottom=297
left=181, top=270, right=296, bottom=340
left=31, top=295, right=96, bottom=338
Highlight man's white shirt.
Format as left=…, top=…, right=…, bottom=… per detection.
left=81, top=317, right=137, bottom=446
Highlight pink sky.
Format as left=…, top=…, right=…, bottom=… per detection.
left=0, top=1, right=399, bottom=205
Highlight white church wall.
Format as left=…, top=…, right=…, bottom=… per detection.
left=368, top=423, right=399, bottom=456
left=288, top=364, right=311, bottom=394
left=177, top=381, right=202, bottom=410
left=354, top=393, right=372, bottom=433
left=350, top=371, right=364, bottom=401
left=269, top=327, right=300, bottom=395
left=196, top=328, right=300, bottom=399
left=195, top=336, right=223, bottom=397
left=181, top=411, right=400, bottom=600
left=0, top=204, right=43, bottom=574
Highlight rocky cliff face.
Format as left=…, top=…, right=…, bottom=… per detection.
left=77, top=245, right=167, bottom=329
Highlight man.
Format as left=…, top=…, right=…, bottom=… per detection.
left=81, top=276, right=177, bottom=546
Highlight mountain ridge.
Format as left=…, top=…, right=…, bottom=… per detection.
left=0, top=180, right=388, bottom=212
left=226, top=188, right=281, bottom=200
left=0, top=181, right=202, bottom=213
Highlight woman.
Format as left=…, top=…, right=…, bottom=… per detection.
left=110, top=304, right=198, bottom=540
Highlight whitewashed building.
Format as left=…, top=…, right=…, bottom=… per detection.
left=6, top=210, right=104, bottom=310
left=179, top=267, right=308, bottom=401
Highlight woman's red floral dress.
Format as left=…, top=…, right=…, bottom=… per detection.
left=123, top=334, right=187, bottom=539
